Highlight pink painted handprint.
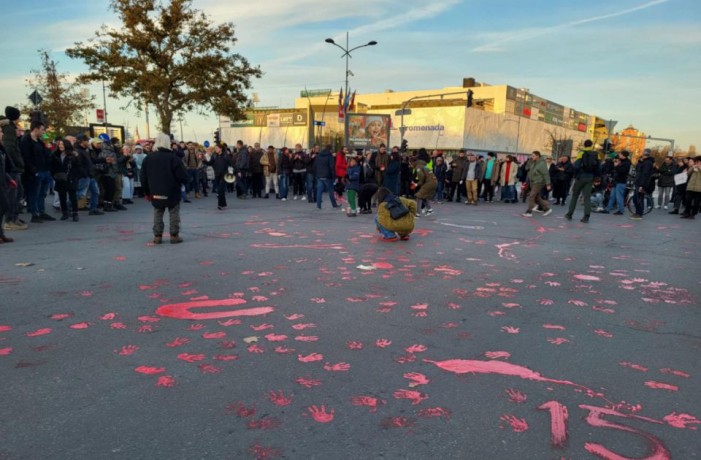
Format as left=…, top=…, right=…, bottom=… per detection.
left=324, top=362, right=350, bottom=372
left=306, top=405, right=334, bottom=423
left=267, top=390, right=293, bottom=406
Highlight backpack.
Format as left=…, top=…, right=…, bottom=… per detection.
left=581, top=151, right=598, bottom=174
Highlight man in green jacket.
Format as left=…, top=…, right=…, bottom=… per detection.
left=522, top=151, right=552, bottom=217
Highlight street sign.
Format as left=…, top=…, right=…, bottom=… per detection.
left=203, top=140, right=210, bottom=148
left=313, top=121, right=326, bottom=127
left=96, top=109, right=105, bottom=123
left=395, top=108, right=411, bottom=116
left=29, top=90, right=42, bottom=106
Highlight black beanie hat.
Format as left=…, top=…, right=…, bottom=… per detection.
left=4, top=106, right=20, bottom=121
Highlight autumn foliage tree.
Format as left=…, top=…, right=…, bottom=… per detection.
left=66, top=0, right=261, bottom=134
left=23, top=50, right=95, bottom=137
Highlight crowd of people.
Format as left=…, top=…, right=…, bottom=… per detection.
left=2, top=104, right=700, bottom=245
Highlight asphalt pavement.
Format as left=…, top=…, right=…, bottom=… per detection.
left=1, top=194, right=699, bottom=459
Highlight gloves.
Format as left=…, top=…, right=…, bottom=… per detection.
left=8, top=179, right=17, bottom=189
left=145, top=195, right=152, bottom=201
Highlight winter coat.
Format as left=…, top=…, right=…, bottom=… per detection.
left=335, top=152, right=348, bottom=179
left=433, top=162, right=447, bottom=184
left=483, top=158, right=499, bottom=182
left=0, top=146, right=10, bottom=213
left=140, top=148, right=188, bottom=209
left=207, top=152, right=232, bottom=179
left=499, top=160, right=518, bottom=186
left=377, top=196, right=417, bottom=236
left=347, top=165, right=361, bottom=192
left=292, top=151, right=306, bottom=173
left=612, top=158, right=631, bottom=184
left=383, top=155, right=401, bottom=194
left=249, top=149, right=263, bottom=174
left=657, top=162, right=675, bottom=188
left=527, top=158, right=551, bottom=186
left=50, top=151, right=84, bottom=191
left=235, top=146, right=250, bottom=172
left=304, top=152, right=316, bottom=175
left=686, top=165, right=701, bottom=193
left=414, top=162, right=437, bottom=199
left=0, top=119, right=23, bottom=173
left=20, top=133, right=50, bottom=175
left=553, top=160, right=574, bottom=183
left=314, top=149, right=336, bottom=180
left=635, top=157, right=655, bottom=191
left=450, top=156, right=467, bottom=183
left=460, top=160, right=483, bottom=182
left=278, top=152, right=292, bottom=176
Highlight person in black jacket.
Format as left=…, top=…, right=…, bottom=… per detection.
left=21, top=121, right=55, bottom=223
left=314, top=145, right=339, bottom=209
left=552, top=156, right=574, bottom=205
left=140, top=133, right=188, bottom=244
left=656, top=156, right=675, bottom=209
left=0, top=132, right=18, bottom=243
left=631, top=149, right=655, bottom=220
left=603, top=150, right=631, bottom=215
left=205, top=143, right=233, bottom=210
left=50, top=138, right=83, bottom=221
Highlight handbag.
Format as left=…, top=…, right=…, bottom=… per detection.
left=385, top=196, right=409, bottom=219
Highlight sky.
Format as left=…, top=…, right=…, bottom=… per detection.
left=1, top=0, right=699, bottom=151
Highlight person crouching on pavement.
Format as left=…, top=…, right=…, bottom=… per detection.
left=374, top=186, right=417, bottom=242
left=140, top=133, right=188, bottom=244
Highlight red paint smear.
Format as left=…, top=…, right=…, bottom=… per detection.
left=26, top=328, right=52, bottom=337
left=291, top=323, right=316, bottom=331
left=177, top=353, right=206, bottom=363
left=267, top=390, right=293, bottom=406
left=274, top=346, right=294, bottom=354
left=405, top=344, right=427, bottom=353
left=248, top=443, right=282, bottom=460
left=138, top=316, right=160, bottom=323
left=375, top=339, right=392, bottom=348
left=213, top=354, right=239, bottom=361
left=663, top=412, right=700, bottom=429
left=202, top=331, right=226, bottom=339
left=306, top=405, right=334, bottom=423
left=110, top=322, right=127, bottom=329
left=351, top=396, right=386, bottom=413
left=594, top=329, right=613, bottom=338
left=156, top=375, right=176, bottom=387
left=644, top=381, right=679, bottom=392
left=295, top=377, right=322, bottom=388
left=542, top=324, right=566, bottom=330
left=418, top=407, right=452, bottom=420
left=100, top=313, right=116, bottom=320
left=0, top=347, right=13, bottom=356
left=538, top=401, right=569, bottom=448
left=324, top=362, right=350, bottom=372
left=198, top=363, right=221, bottom=374
left=0, top=325, right=12, bottom=332
left=346, top=341, right=363, bottom=350
left=381, top=416, right=416, bottom=429
left=581, top=404, right=670, bottom=460
left=117, top=345, right=139, bottom=356
left=500, top=414, right=529, bottom=432
left=134, top=366, right=166, bottom=375
left=227, top=401, right=257, bottom=418
left=619, top=361, right=649, bottom=372
left=69, top=322, right=91, bottom=329
left=50, top=314, right=73, bottom=321
left=251, top=323, right=274, bottom=331
left=485, top=351, right=511, bottom=360
left=660, top=368, right=690, bottom=378
left=284, top=313, right=304, bottom=320
left=217, top=319, right=241, bottom=327
left=155, top=298, right=274, bottom=320
left=298, top=353, right=323, bottom=363
left=265, top=333, right=288, bottom=342
left=573, top=274, right=601, bottom=281
left=505, top=388, right=527, bottom=403
left=247, top=417, right=282, bottom=430
left=393, top=389, right=428, bottom=405
left=372, top=262, right=394, bottom=269
left=424, top=358, right=606, bottom=398
left=188, top=324, right=205, bottom=331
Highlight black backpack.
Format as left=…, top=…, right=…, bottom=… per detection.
left=581, top=151, right=598, bottom=174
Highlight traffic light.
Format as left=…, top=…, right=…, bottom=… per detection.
left=401, top=139, right=408, bottom=153
left=466, top=90, right=474, bottom=108
left=214, top=129, right=220, bottom=145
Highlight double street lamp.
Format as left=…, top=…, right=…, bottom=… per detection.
left=324, top=32, right=377, bottom=147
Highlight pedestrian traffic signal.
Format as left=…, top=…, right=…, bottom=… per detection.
left=214, top=129, right=220, bottom=145
left=466, top=90, right=474, bottom=108
left=401, top=139, right=408, bottom=152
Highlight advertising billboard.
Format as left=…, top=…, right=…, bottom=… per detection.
left=347, top=113, right=390, bottom=150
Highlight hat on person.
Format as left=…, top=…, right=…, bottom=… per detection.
left=4, top=106, right=20, bottom=121
left=91, top=137, right=103, bottom=145
left=76, top=133, right=89, bottom=142
left=134, top=144, right=143, bottom=151
left=643, top=149, right=652, bottom=156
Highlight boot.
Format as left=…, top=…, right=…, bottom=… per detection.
left=170, top=234, right=183, bottom=244
left=103, top=202, right=116, bottom=212
left=114, top=203, right=127, bottom=211
left=72, top=213, right=79, bottom=222
left=153, top=235, right=162, bottom=245
left=60, top=212, right=70, bottom=221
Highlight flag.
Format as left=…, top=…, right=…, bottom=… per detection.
left=349, top=90, right=356, bottom=112
left=338, top=88, right=344, bottom=121
left=344, top=89, right=351, bottom=113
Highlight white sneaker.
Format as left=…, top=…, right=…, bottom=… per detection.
left=414, top=213, right=421, bottom=217
left=293, top=196, right=298, bottom=200
left=426, top=208, right=434, bottom=215
left=302, top=196, right=307, bottom=201
left=533, top=207, right=544, bottom=213
left=543, top=208, right=553, bottom=217
left=663, top=205, right=668, bottom=210
left=522, top=212, right=533, bottom=217
left=281, top=198, right=287, bottom=201
left=655, top=205, right=660, bottom=209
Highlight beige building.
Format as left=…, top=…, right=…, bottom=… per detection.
left=222, top=78, right=611, bottom=157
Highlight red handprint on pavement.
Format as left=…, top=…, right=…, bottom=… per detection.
left=247, top=344, right=265, bottom=354
left=418, top=407, right=452, bottom=420
left=298, top=353, right=323, bottom=363
left=291, top=323, right=317, bottom=331
left=202, top=331, right=226, bottom=339
left=134, top=366, right=166, bottom=375
left=155, top=375, right=176, bottom=387
left=177, top=353, right=206, bottom=363
left=295, top=377, right=322, bottom=388
left=505, top=388, right=528, bottom=403
left=217, top=319, right=241, bottom=327
left=99, top=313, right=115, bottom=320
left=346, top=341, right=363, bottom=350
left=267, top=390, right=293, bottom=406
left=403, top=372, right=430, bottom=386
left=393, top=389, right=428, bottom=405
left=306, top=405, right=334, bottom=423
left=110, top=322, right=127, bottom=330
left=264, top=333, right=288, bottom=342
left=166, top=337, right=191, bottom=348
left=198, top=364, right=221, bottom=374
left=294, top=335, right=318, bottom=342
left=251, top=323, right=274, bottom=331
left=375, top=339, right=392, bottom=348
left=501, top=326, right=520, bottom=334
left=284, top=313, right=305, bottom=320
left=137, top=325, right=153, bottom=333
left=226, top=401, right=256, bottom=418
left=187, top=323, right=205, bottom=331
left=405, top=344, right=427, bottom=353
left=323, top=362, right=350, bottom=372
left=116, top=345, right=139, bottom=356
left=351, top=396, right=386, bottom=413
left=274, top=346, right=295, bottom=354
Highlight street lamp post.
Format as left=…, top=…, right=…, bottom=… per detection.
left=325, top=32, right=377, bottom=148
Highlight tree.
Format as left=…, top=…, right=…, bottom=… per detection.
left=23, top=50, right=95, bottom=137
left=66, top=0, right=261, bottom=135
left=544, top=129, right=573, bottom=159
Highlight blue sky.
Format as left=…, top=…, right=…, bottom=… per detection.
left=1, top=0, right=699, bottom=151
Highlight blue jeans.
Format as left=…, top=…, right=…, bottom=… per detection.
left=27, top=170, right=52, bottom=215
left=306, top=173, right=316, bottom=202
left=78, top=178, right=100, bottom=210
left=435, top=182, right=444, bottom=201
left=316, top=178, right=338, bottom=208
left=606, top=183, right=626, bottom=213
left=279, top=174, right=289, bottom=199
left=375, top=216, right=397, bottom=238
left=502, top=185, right=516, bottom=201
left=187, top=169, right=200, bottom=193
